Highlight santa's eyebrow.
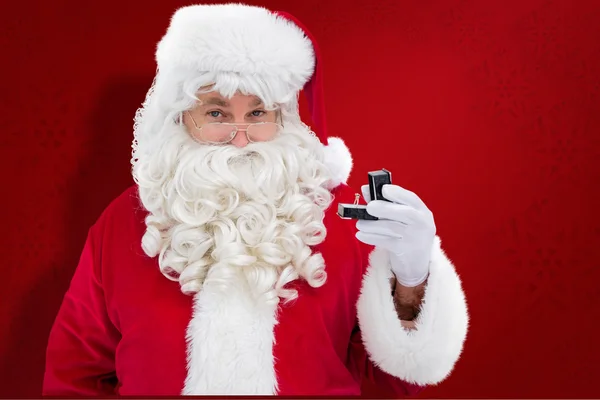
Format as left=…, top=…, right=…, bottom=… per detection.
left=200, top=97, right=264, bottom=108
left=202, top=97, right=229, bottom=107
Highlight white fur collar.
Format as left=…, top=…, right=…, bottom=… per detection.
left=182, top=277, right=279, bottom=395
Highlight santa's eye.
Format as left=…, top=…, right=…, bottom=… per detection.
left=207, top=111, right=224, bottom=118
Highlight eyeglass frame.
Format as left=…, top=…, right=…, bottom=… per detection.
left=184, top=110, right=284, bottom=145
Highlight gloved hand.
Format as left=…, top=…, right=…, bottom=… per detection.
left=355, top=184, right=436, bottom=287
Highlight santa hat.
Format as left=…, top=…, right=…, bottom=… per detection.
left=154, top=3, right=353, bottom=188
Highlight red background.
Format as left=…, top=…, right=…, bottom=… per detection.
left=1, top=0, right=599, bottom=397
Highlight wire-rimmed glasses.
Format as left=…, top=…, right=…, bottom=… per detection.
left=186, top=111, right=283, bottom=144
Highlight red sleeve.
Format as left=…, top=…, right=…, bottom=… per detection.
left=43, top=225, right=121, bottom=396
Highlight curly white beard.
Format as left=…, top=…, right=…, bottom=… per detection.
left=133, top=121, right=334, bottom=304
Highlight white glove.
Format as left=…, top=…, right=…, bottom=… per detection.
left=355, top=184, right=436, bottom=287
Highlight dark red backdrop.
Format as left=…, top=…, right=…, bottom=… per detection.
left=1, top=0, right=599, bottom=398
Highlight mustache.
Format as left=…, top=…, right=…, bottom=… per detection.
left=171, top=139, right=293, bottom=205
left=228, top=149, right=260, bottom=162
left=193, top=140, right=272, bottom=164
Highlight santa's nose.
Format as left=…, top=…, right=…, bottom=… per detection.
left=230, top=128, right=250, bottom=148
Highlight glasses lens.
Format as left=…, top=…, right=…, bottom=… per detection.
left=198, top=124, right=236, bottom=143
left=247, top=123, right=281, bottom=142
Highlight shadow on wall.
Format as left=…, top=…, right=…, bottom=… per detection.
left=0, top=75, right=154, bottom=397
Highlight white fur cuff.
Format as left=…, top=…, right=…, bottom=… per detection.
left=356, top=237, right=469, bottom=385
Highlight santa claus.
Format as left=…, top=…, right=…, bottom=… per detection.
left=43, top=3, right=469, bottom=396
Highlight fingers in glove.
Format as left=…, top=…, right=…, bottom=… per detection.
left=382, top=184, right=429, bottom=212
left=356, top=219, right=407, bottom=238
left=355, top=231, right=401, bottom=253
left=366, top=201, right=421, bottom=223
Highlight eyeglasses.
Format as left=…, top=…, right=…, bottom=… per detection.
left=186, top=111, right=283, bottom=144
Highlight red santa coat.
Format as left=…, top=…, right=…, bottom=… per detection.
left=43, top=180, right=468, bottom=396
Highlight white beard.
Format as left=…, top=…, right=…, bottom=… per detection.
left=133, top=121, right=334, bottom=304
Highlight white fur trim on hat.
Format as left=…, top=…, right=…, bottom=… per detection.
left=356, top=236, right=469, bottom=385
left=156, top=4, right=315, bottom=98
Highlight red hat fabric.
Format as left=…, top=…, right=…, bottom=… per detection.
left=274, top=11, right=329, bottom=145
